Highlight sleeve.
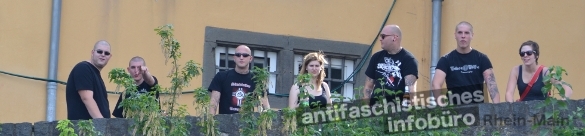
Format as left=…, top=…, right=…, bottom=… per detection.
left=435, top=57, right=449, bottom=73
left=152, top=76, right=160, bottom=99
left=365, top=52, right=379, bottom=79
left=73, top=64, right=95, bottom=91
left=402, top=55, right=419, bottom=79
left=208, top=71, right=225, bottom=92
left=480, top=54, right=494, bottom=72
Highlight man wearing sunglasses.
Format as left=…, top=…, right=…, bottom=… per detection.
left=112, top=56, right=160, bottom=118
left=66, top=40, right=113, bottom=120
left=431, top=21, right=500, bottom=106
left=363, top=25, right=419, bottom=109
left=208, top=45, right=271, bottom=115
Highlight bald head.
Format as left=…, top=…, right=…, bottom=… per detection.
left=93, top=40, right=111, bottom=50
left=383, top=25, right=402, bottom=37
left=235, top=45, right=251, bottom=54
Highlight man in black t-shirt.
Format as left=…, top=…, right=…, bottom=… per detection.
left=208, top=45, right=271, bottom=114
left=431, top=21, right=500, bottom=106
left=363, top=25, right=419, bottom=108
left=112, top=56, right=160, bottom=118
left=66, top=40, right=113, bottom=120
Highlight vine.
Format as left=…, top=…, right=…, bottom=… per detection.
left=534, top=66, right=584, bottom=136
left=108, top=24, right=202, bottom=136
left=77, top=120, right=100, bottom=136
left=239, top=66, right=277, bottom=136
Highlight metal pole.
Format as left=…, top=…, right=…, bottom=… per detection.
left=47, top=0, right=62, bottom=122
left=430, top=0, right=443, bottom=98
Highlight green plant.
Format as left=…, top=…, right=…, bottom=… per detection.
left=108, top=24, right=202, bottom=136
left=193, top=87, right=219, bottom=136
left=239, top=66, right=277, bottom=136
left=77, top=120, right=100, bottom=136
left=56, top=119, right=76, bottom=136
left=534, top=66, right=584, bottom=136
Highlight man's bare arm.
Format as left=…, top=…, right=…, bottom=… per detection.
left=79, top=90, right=103, bottom=118
left=405, top=75, right=417, bottom=92
left=431, top=69, right=446, bottom=100
left=483, top=68, right=500, bottom=103
left=363, top=77, right=375, bottom=99
left=142, top=69, right=155, bottom=86
left=260, top=91, right=271, bottom=111
left=209, top=91, right=221, bottom=115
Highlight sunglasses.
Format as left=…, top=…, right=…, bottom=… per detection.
left=96, top=50, right=111, bottom=56
left=379, top=34, right=395, bottom=40
left=234, top=53, right=250, bottom=58
left=519, top=51, right=536, bottom=57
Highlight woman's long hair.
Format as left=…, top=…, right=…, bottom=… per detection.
left=298, top=51, right=328, bottom=92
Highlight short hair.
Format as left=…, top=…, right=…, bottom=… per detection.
left=455, top=21, right=474, bottom=33
left=519, top=40, right=540, bottom=64
left=129, top=56, right=146, bottom=66
left=93, top=40, right=111, bottom=50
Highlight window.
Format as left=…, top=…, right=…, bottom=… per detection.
left=214, top=46, right=278, bottom=94
left=294, top=54, right=355, bottom=102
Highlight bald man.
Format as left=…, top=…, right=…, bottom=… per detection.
left=208, top=45, right=271, bottom=115
left=363, top=25, right=419, bottom=108
left=112, top=56, right=160, bottom=118
left=66, top=40, right=113, bottom=120
left=431, top=21, right=500, bottom=106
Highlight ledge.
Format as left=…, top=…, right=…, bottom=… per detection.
left=1, top=99, right=584, bottom=136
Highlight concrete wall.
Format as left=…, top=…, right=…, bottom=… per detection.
left=1, top=99, right=584, bottom=136
left=1, top=0, right=584, bottom=123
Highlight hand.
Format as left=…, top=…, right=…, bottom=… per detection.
left=136, top=66, right=148, bottom=75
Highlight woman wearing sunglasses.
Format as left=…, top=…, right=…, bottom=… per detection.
left=505, top=40, right=573, bottom=102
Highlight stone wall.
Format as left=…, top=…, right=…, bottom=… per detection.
left=1, top=99, right=584, bottom=136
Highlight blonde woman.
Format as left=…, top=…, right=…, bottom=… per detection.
left=288, top=51, right=333, bottom=109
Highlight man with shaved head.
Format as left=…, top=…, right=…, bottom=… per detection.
left=112, top=56, right=160, bottom=118
left=66, top=40, right=113, bottom=120
left=208, top=45, right=271, bottom=114
left=431, top=21, right=500, bottom=106
left=363, top=25, right=419, bottom=107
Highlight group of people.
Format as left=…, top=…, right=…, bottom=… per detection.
left=65, top=21, right=574, bottom=121
left=65, top=40, right=160, bottom=120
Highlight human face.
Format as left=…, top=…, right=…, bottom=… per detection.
left=519, top=45, right=537, bottom=65
left=379, top=33, right=396, bottom=51
left=233, top=48, right=252, bottom=69
left=91, top=44, right=112, bottom=69
left=127, top=61, right=145, bottom=81
left=305, top=60, right=322, bottom=77
left=455, top=24, right=473, bottom=49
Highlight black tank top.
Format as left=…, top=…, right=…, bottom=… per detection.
left=517, top=65, right=547, bottom=101
left=298, top=84, right=328, bottom=109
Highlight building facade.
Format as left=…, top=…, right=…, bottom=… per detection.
left=0, top=0, right=583, bottom=123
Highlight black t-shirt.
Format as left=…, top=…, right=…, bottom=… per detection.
left=112, top=76, right=159, bottom=118
left=365, top=48, right=419, bottom=105
left=435, top=49, right=493, bottom=105
left=208, top=69, right=261, bottom=114
left=65, top=61, right=111, bottom=120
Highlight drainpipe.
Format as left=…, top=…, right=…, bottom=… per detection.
left=47, top=0, right=62, bottom=122
left=430, top=0, right=443, bottom=99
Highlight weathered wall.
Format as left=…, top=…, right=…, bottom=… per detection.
left=1, top=99, right=584, bottom=136
left=1, top=0, right=584, bottom=123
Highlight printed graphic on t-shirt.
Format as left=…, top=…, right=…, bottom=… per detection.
left=230, top=82, right=251, bottom=112
left=450, top=65, right=480, bottom=74
left=138, top=88, right=147, bottom=93
left=376, top=57, right=403, bottom=87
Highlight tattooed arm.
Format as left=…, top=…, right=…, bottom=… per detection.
left=363, top=77, right=375, bottom=99
left=405, top=75, right=417, bottom=93
left=483, top=68, right=500, bottom=103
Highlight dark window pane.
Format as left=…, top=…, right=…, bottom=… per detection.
left=331, top=68, right=342, bottom=79
left=218, top=69, right=228, bottom=72
left=324, top=68, right=329, bottom=78
left=219, top=53, right=227, bottom=67
left=228, top=61, right=235, bottom=68
left=329, top=81, right=344, bottom=94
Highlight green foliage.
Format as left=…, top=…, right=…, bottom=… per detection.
left=78, top=120, right=100, bottom=136
left=239, top=66, right=278, bottom=136
left=534, top=66, right=585, bottom=136
left=107, top=24, right=202, bottom=136
left=193, top=87, right=218, bottom=136
left=56, top=120, right=76, bottom=136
